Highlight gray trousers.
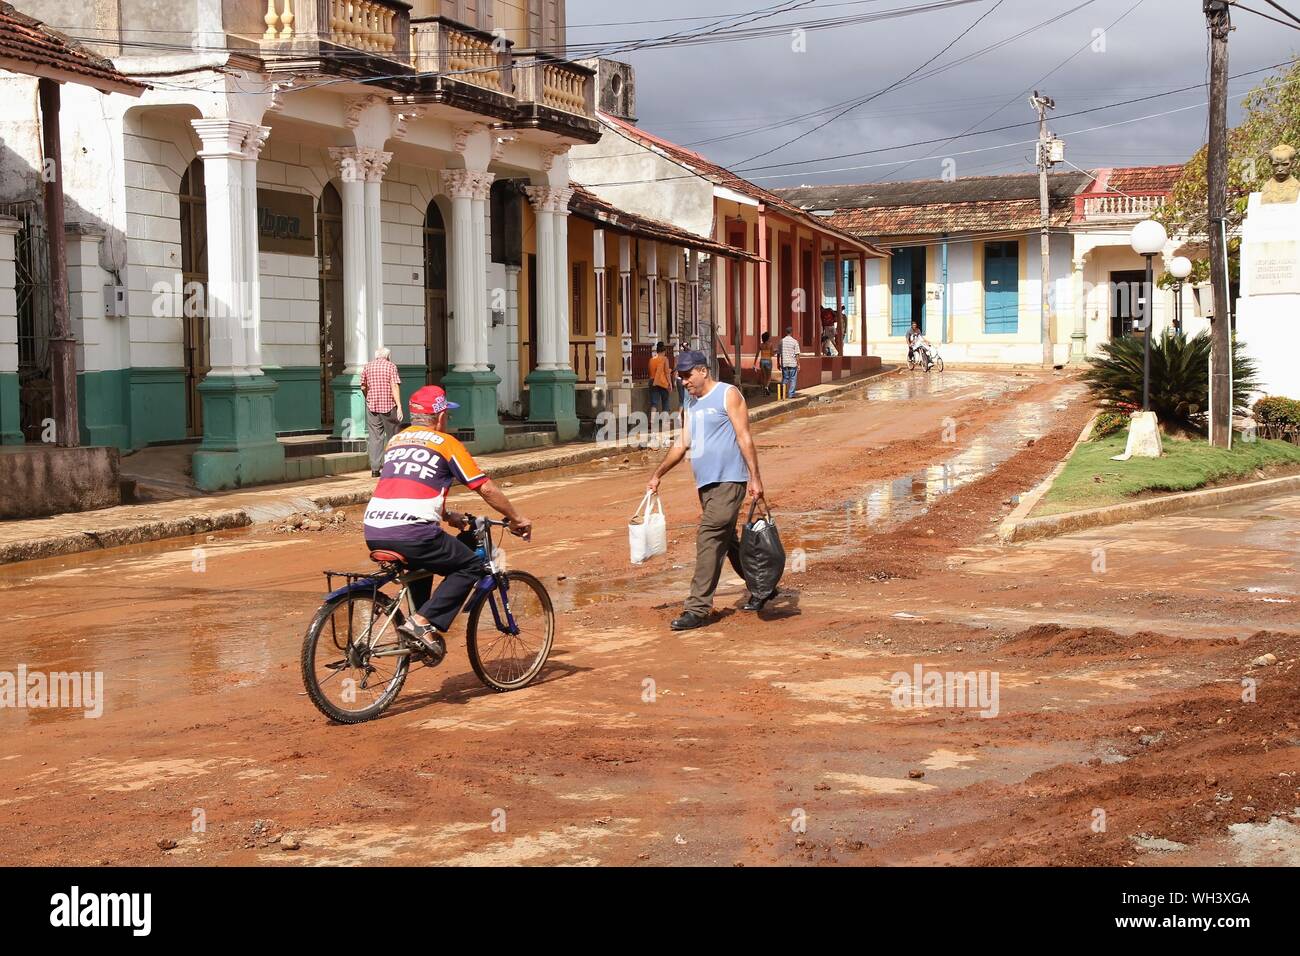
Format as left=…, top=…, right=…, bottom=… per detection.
left=686, top=481, right=748, bottom=616
left=366, top=406, right=401, bottom=471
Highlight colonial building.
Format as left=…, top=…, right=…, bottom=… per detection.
left=570, top=60, right=886, bottom=395
left=0, top=0, right=600, bottom=488
left=775, top=165, right=1193, bottom=366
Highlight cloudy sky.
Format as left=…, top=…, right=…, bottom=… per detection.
left=565, top=0, right=1300, bottom=186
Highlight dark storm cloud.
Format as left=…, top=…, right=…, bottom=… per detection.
left=566, top=0, right=1300, bottom=184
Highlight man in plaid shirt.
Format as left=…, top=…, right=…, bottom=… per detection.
left=360, top=347, right=403, bottom=476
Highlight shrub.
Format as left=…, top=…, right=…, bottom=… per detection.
left=1253, top=396, right=1300, bottom=428
left=1082, top=331, right=1259, bottom=432
left=1090, top=410, right=1130, bottom=441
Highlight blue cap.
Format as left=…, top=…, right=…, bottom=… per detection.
left=675, top=349, right=708, bottom=373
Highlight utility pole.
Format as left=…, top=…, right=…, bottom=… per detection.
left=1205, top=0, right=1232, bottom=448
left=1032, top=91, right=1057, bottom=368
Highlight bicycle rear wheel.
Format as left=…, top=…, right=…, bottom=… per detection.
left=934, top=355, right=945, bottom=372
left=301, top=591, right=409, bottom=723
left=466, top=571, right=555, bottom=692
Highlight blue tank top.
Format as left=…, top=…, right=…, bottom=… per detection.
left=686, top=382, right=750, bottom=489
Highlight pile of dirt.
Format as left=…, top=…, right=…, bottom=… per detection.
left=274, top=511, right=348, bottom=534
left=997, top=623, right=1225, bottom=659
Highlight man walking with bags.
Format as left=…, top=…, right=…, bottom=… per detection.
left=646, top=350, right=767, bottom=631
left=779, top=326, right=801, bottom=399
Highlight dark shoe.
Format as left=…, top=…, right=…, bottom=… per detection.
left=670, top=612, right=710, bottom=631
left=371, top=470, right=381, bottom=477
left=740, top=592, right=773, bottom=612
left=398, top=620, right=446, bottom=664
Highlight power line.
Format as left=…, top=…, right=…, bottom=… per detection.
left=727, top=0, right=1009, bottom=169
left=1235, top=1, right=1300, bottom=29
left=1263, top=0, right=1300, bottom=26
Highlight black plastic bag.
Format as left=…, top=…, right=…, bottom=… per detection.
left=740, top=498, right=785, bottom=601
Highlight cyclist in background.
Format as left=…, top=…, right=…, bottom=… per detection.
left=363, top=385, right=531, bottom=661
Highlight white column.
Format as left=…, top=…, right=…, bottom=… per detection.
left=471, top=172, right=495, bottom=371
left=327, top=148, right=369, bottom=374
left=619, top=234, right=633, bottom=385
left=645, top=242, right=659, bottom=341
left=525, top=185, right=572, bottom=372
left=1071, top=255, right=1088, bottom=360
left=363, top=149, right=392, bottom=354
left=441, top=170, right=479, bottom=373
left=688, top=249, right=702, bottom=350
left=554, top=195, right=572, bottom=372
left=241, top=125, right=270, bottom=373
left=0, top=217, right=17, bottom=378
left=505, top=263, right=521, bottom=403
left=667, top=247, right=682, bottom=355
left=192, top=119, right=252, bottom=377
left=593, top=228, right=608, bottom=388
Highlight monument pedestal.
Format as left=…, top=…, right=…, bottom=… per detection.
left=1236, top=192, right=1300, bottom=400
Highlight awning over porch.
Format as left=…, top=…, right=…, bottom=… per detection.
left=568, top=184, right=759, bottom=261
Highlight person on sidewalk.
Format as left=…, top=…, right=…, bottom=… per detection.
left=648, top=342, right=671, bottom=426
left=755, top=331, right=775, bottom=396
left=363, top=385, right=531, bottom=663
left=360, top=347, right=403, bottom=477
left=646, top=350, right=767, bottom=632
left=779, top=326, right=801, bottom=399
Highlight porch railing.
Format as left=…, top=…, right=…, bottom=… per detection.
left=1077, top=193, right=1167, bottom=222
left=411, top=16, right=511, bottom=93
left=514, top=50, right=595, bottom=119
left=570, top=340, right=596, bottom=384
left=260, top=0, right=412, bottom=64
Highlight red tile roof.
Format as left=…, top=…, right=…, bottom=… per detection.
left=828, top=198, right=1074, bottom=239
left=569, top=184, right=758, bottom=260
left=1085, top=165, right=1184, bottom=196
left=0, top=3, right=143, bottom=94
left=597, top=111, right=883, bottom=257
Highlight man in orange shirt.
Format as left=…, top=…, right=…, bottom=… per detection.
left=648, top=342, right=671, bottom=422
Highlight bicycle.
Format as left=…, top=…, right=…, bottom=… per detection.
left=908, top=345, right=944, bottom=373
left=300, top=515, right=555, bottom=724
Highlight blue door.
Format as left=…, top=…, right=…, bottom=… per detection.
left=983, top=241, right=1019, bottom=333
left=891, top=247, right=924, bottom=335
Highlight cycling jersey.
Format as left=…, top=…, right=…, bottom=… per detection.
left=363, top=427, right=487, bottom=540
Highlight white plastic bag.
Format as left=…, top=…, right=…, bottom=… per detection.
left=628, top=491, right=667, bottom=564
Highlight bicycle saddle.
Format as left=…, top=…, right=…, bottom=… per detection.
left=368, top=550, right=407, bottom=565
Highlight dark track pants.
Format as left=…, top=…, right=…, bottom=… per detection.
left=366, top=530, right=484, bottom=632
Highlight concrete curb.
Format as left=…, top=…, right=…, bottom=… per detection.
left=997, top=412, right=1099, bottom=542
left=1002, top=469, right=1300, bottom=544
left=0, top=366, right=895, bottom=566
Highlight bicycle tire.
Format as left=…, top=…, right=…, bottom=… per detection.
left=466, top=571, right=555, bottom=693
left=935, top=356, right=945, bottom=372
left=301, top=591, right=409, bottom=723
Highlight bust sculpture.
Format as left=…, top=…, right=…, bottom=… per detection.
left=1261, top=144, right=1300, bottom=205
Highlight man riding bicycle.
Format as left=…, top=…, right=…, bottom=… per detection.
left=363, top=385, right=531, bottom=662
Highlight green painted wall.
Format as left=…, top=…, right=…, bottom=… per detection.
left=0, top=372, right=20, bottom=445
left=128, top=368, right=187, bottom=449
left=398, top=365, right=427, bottom=412
left=265, top=366, right=323, bottom=433
left=77, top=368, right=131, bottom=450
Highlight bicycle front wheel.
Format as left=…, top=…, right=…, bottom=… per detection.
left=301, top=591, right=409, bottom=723
left=934, top=356, right=945, bottom=372
left=466, top=571, right=555, bottom=692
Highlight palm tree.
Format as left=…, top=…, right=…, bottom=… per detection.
left=1081, top=331, right=1258, bottom=433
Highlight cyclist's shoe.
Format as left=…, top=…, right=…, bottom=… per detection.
left=670, top=612, right=710, bottom=631
left=399, top=620, right=446, bottom=664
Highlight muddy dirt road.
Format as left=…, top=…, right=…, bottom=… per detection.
left=2, top=368, right=1297, bottom=866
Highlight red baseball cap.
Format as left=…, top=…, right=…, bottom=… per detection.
left=409, top=385, right=459, bottom=416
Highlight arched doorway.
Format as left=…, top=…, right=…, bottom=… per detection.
left=178, top=158, right=209, bottom=437
left=424, top=201, right=449, bottom=384
left=317, top=183, right=345, bottom=428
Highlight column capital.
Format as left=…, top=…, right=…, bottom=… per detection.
left=327, top=146, right=391, bottom=183
left=525, top=185, right=573, bottom=214
left=362, top=149, right=393, bottom=183
left=191, top=118, right=255, bottom=157
left=541, top=145, right=571, bottom=171
left=441, top=168, right=492, bottom=200
left=241, top=125, right=271, bottom=161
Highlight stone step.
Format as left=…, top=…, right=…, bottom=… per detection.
left=503, top=429, right=557, bottom=452
left=282, top=452, right=368, bottom=482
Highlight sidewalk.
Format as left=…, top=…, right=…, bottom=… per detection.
left=0, top=368, right=893, bottom=565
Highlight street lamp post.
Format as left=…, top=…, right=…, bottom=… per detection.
left=1130, top=220, right=1168, bottom=413
left=1169, top=256, right=1193, bottom=335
